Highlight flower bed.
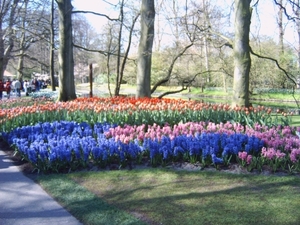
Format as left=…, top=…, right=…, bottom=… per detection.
left=2, top=120, right=300, bottom=174
left=1, top=96, right=299, bottom=174
left=0, top=96, right=292, bottom=132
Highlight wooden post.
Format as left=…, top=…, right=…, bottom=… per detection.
left=89, top=63, right=93, bottom=98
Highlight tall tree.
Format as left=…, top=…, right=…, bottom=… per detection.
left=136, top=0, right=155, bottom=98
left=0, top=0, right=20, bottom=80
left=16, top=0, right=29, bottom=80
left=202, top=0, right=211, bottom=83
left=232, top=0, right=252, bottom=107
left=56, top=0, right=76, bottom=101
left=10, top=0, right=58, bottom=81
left=114, top=0, right=124, bottom=96
left=291, top=0, right=300, bottom=69
left=50, top=0, right=56, bottom=91
left=117, top=14, right=140, bottom=96
left=277, top=0, right=285, bottom=53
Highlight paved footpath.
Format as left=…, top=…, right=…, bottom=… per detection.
left=0, top=150, right=83, bottom=225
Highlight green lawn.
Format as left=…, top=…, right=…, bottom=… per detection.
left=76, top=83, right=300, bottom=106
left=37, top=169, right=300, bottom=225
left=291, top=115, right=300, bottom=127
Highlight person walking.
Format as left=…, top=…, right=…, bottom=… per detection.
left=11, top=79, right=16, bottom=96
left=32, top=78, right=39, bottom=92
left=0, top=79, right=4, bottom=100
left=14, top=79, right=21, bottom=97
left=24, top=80, right=29, bottom=96
left=5, top=80, right=11, bottom=99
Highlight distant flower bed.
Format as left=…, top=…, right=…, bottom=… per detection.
left=0, top=96, right=293, bottom=133
left=2, top=120, right=300, bottom=173
left=29, top=90, right=58, bottom=100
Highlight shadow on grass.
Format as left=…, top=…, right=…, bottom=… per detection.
left=37, top=174, right=148, bottom=225
left=38, top=169, right=300, bottom=225
left=41, top=169, right=300, bottom=225
left=105, top=171, right=300, bottom=224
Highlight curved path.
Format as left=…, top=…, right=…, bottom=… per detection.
left=0, top=150, right=83, bottom=225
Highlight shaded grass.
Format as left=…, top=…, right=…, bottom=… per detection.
left=290, top=114, right=300, bottom=127
left=187, top=87, right=300, bottom=107
left=252, top=92, right=300, bottom=101
left=37, top=174, right=147, bottom=225
left=38, top=169, right=300, bottom=225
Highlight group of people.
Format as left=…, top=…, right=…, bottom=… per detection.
left=0, top=78, right=49, bottom=100
left=0, top=79, right=28, bottom=99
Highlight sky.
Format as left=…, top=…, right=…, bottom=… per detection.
left=72, top=0, right=119, bottom=28
left=72, top=0, right=298, bottom=47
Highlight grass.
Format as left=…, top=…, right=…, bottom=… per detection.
left=37, top=168, right=300, bottom=225
left=291, top=115, right=300, bottom=127
left=37, top=174, right=147, bottom=225
left=75, top=83, right=300, bottom=109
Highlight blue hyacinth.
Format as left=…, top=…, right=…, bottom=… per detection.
left=1, top=120, right=267, bottom=172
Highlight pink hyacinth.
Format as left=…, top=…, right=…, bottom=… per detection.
left=275, top=150, right=286, bottom=159
left=261, top=147, right=286, bottom=160
left=238, top=151, right=248, bottom=161
left=290, top=149, right=300, bottom=163
left=261, top=147, right=276, bottom=160
left=246, top=155, right=252, bottom=165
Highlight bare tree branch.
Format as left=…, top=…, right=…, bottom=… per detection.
left=151, top=42, right=194, bottom=94
left=273, top=0, right=300, bottom=21
left=252, top=0, right=260, bottom=7
left=73, top=43, right=109, bottom=56
left=250, top=47, right=297, bottom=86
left=73, top=43, right=135, bottom=63
left=156, top=73, right=200, bottom=99
left=72, top=10, right=119, bottom=21
left=157, top=86, right=187, bottom=98
left=118, top=13, right=140, bottom=89
left=19, top=53, right=49, bottom=68
left=157, top=70, right=221, bottom=98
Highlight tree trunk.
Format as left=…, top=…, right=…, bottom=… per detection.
left=297, top=9, right=300, bottom=70
left=277, top=0, right=284, bottom=54
left=17, top=0, right=29, bottom=81
left=232, top=0, right=252, bottom=107
left=114, top=0, right=124, bottom=96
left=106, top=27, right=113, bottom=97
left=50, top=0, right=56, bottom=91
left=0, top=0, right=19, bottom=80
left=17, top=52, right=24, bottom=80
left=56, top=0, right=76, bottom=101
left=293, top=0, right=300, bottom=69
left=136, top=0, right=155, bottom=98
left=203, top=0, right=210, bottom=83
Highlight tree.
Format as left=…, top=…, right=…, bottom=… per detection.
left=72, top=14, right=99, bottom=65
left=16, top=0, right=29, bottom=80
left=56, top=0, right=76, bottom=101
left=115, top=0, right=124, bottom=96
left=293, top=0, right=300, bottom=69
left=50, top=0, right=56, bottom=91
left=72, top=0, right=140, bottom=96
left=136, top=0, right=155, bottom=98
left=0, top=0, right=21, bottom=80
left=232, top=0, right=252, bottom=107
left=9, top=0, right=59, bottom=82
